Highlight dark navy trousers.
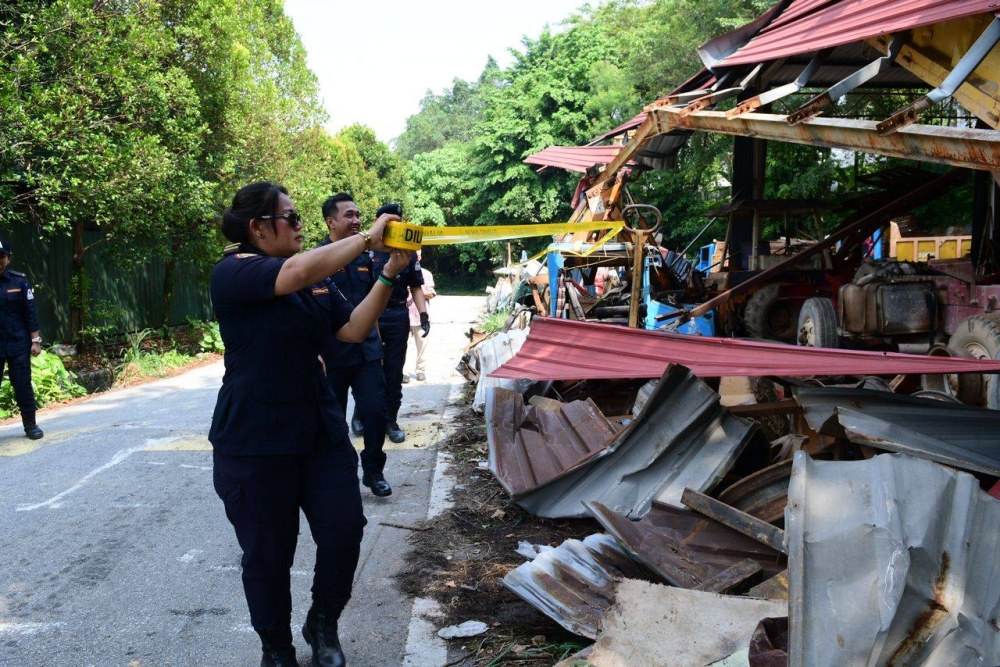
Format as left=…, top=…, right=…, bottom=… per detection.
left=328, top=360, right=387, bottom=476
left=0, top=353, right=36, bottom=414
left=212, top=432, right=366, bottom=631
left=378, top=307, right=409, bottom=420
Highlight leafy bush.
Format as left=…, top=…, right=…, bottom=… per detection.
left=187, top=318, right=224, bottom=354
left=0, top=351, right=88, bottom=418
left=481, top=308, right=512, bottom=334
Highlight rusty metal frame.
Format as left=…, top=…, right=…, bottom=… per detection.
left=678, top=64, right=764, bottom=116
left=728, top=49, right=833, bottom=118
left=658, top=109, right=1000, bottom=170
left=787, top=36, right=904, bottom=125
left=878, top=16, right=1000, bottom=134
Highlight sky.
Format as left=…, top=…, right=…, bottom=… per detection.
left=283, top=0, right=591, bottom=144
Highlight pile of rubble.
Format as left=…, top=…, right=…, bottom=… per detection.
left=461, top=316, right=1000, bottom=666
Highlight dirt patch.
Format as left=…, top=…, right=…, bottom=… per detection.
left=396, top=404, right=597, bottom=665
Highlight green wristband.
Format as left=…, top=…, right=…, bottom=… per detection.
left=378, top=274, right=396, bottom=288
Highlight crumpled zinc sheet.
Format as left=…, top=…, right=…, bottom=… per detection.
left=786, top=451, right=1000, bottom=666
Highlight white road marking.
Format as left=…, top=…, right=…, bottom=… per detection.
left=402, top=376, right=463, bottom=665
left=179, top=464, right=212, bottom=471
left=402, top=598, right=447, bottom=667
left=0, top=622, right=64, bottom=636
left=178, top=549, right=203, bottom=563
left=16, top=436, right=181, bottom=512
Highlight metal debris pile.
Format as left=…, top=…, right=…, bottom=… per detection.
left=462, top=320, right=1000, bottom=666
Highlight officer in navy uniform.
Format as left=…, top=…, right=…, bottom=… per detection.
left=370, top=203, right=428, bottom=444
left=0, top=238, right=43, bottom=440
left=317, top=193, right=391, bottom=497
left=209, top=182, right=408, bottom=667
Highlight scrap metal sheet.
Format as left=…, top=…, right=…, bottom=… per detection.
left=586, top=580, right=786, bottom=667
left=486, top=388, right=621, bottom=496
left=786, top=452, right=1000, bottom=666
left=501, top=533, right=651, bottom=639
left=585, top=500, right=785, bottom=589
left=513, top=365, right=759, bottom=518
left=490, top=317, right=1000, bottom=381
left=794, top=386, right=1000, bottom=476
left=470, top=328, right=530, bottom=411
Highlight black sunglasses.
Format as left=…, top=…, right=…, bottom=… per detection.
left=259, top=211, right=303, bottom=229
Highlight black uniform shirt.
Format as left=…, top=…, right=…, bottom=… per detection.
left=208, top=244, right=353, bottom=455
left=371, top=252, right=424, bottom=311
left=0, top=269, right=39, bottom=357
left=317, top=237, right=383, bottom=369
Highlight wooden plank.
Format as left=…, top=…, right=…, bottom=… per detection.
left=747, top=569, right=789, bottom=601
left=693, top=558, right=763, bottom=595
left=681, top=488, right=786, bottom=554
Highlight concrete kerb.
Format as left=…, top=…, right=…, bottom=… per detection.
left=402, top=376, right=467, bottom=665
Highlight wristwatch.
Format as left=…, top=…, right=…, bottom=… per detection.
left=31, top=336, right=42, bottom=344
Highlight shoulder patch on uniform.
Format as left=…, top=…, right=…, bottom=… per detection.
left=233, top=253, right=257, bottom=259
left=311, top=286, right=330, bottom=296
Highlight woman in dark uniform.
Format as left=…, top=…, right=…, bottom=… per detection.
left=209, top=181, right=409, bottom=667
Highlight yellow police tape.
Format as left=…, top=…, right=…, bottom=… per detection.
left=383, top=220, right=626, bottom=251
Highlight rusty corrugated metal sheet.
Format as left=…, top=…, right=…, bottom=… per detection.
left=713, top=0, right=999, bottom=67
left=794, top=386, right=1000, bottom=476
left=718, top=459, right=793, bottom=525
left=490, top=317, right=1000, bottom=381
left=523, top=145, right=626, bottom=173
left=501, top=533, right=653, bottom=639
left=510, top=365, right=759, bottom=518
left=585, top=500, right=785, bottom=589
left=786, top=451, right=1000, bottom=666
left=485, top=387, right=622, bottom=496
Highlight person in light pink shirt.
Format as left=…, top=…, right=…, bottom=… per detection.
left=406, top=253, right=436, bottom=381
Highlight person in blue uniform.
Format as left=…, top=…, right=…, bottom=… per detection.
left=370, top=203, right=428, bottom=444
left=318, top=193, right=391, bottom=497
left=209, top=182, right=409, bottom=667
left=0, top=238, right=43, bottom=440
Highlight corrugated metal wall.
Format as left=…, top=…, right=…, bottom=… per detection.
left=4, top=227, right=213, bottom=342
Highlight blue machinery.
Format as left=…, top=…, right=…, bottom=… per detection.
left=545, top=241, right=715, bottom=336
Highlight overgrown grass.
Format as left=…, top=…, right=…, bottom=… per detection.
left=114, top=329, right=196, bottom=386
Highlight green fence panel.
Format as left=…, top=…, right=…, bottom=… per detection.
left=2, top=227, right=213, bottom=341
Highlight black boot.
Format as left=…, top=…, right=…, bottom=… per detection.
left=22, top=412, right=42, bottom=440
left=385, top=421, right=404, bottom=443
left=258, top=624, right=297, bottom=667
left=350, top=414, right=364, bottom=437
left=302, top=599, right=346, bottom=667
left=362, top=471, right=392, bottom=497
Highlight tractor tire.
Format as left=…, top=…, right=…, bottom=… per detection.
left=797, top=297, right=838, bottom=348
left=946, top=314, right=1000, bottom=408
left=744, top=284, right=799, bottom=342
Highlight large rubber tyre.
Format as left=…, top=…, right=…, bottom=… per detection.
left=797, top=297, right=838, bottom=348
left=744, top=284, right=800, bottom=342
left=946, top=314, right=1000, bottom=408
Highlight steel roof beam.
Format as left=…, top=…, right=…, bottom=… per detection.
left=878, top=16, right=1000, bottom=135
left=727, top=49, right=833, bottom=119
left=787, top=35, right=904, bottom=125
left=657, top=108, right=1000, bottom=170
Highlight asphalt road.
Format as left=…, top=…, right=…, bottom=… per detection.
left=0, top=295, right=483, bottom=666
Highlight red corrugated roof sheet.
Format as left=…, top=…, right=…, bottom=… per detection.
left=716, top=0, right=1000, bottom=67
left=523, top=145, right=626, bottom=173
left=490, top=317, right=1000, bottom=380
